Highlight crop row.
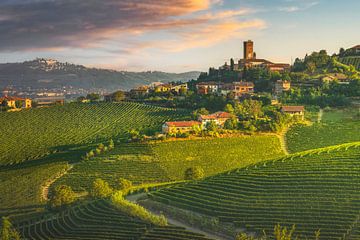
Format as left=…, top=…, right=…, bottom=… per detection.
left=149, top=144, right=360, bottom=240
left=16, top=200, right=211, bottom=240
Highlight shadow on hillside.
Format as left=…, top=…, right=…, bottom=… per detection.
left=0, top=143, right=95, bottom=172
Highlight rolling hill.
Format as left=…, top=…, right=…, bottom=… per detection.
left=147, top=143, right=360, bottom=239
left=0, top=58, right=200, bottom=90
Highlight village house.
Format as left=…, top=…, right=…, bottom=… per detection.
left=198, top=111, right=233, bottom=127
left=130, top=86, right=149, bottom=98
left=34, top=96, right=65, bottom=106
left=170, top=83, right=188, bottom=94
left=154, top=84, right=172, bottom=93
left=281, top=106, right=305, bottom=120
left=162, top=121, right=201, bottom=134
left=220, top=82, right=254, bottom=97
left=274, top=80, right=291, bottom=95
left=196, top=82, right=220, bottom=94
left=0, top=96, right=32, bottom=109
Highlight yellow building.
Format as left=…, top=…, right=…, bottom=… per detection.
left=155, top=84, right=172, bottom=93
left=162, top=121, right=201, bottom=134
left=0, top=96, right=32, bottom=109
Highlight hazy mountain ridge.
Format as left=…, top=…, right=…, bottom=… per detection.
left=0, top=58, right=201, bottom=90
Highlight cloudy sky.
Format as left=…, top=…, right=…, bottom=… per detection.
left=0, top=0, right=359, bottom=72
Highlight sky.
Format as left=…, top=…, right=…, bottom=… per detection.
left=0, top=0, right=359, bottom=72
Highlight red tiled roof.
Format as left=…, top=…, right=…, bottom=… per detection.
left=281, top=106, right=305, bottom=112
left=351, top=45, right=360, bottom=49
left=200, top=111, right=233, bottom=120
left=196, top=82, right=220, bottom=86
left=241, top=59, right=273, bottom=64
left=268, top=63, right=291, bottom=68
left=233, top=82, right=254, bottom=87
left=165, top=121, right=201, bottom=127
left=0, top=96, right=27, bottom=101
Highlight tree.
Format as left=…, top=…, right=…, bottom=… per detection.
left=91, top=178, right=113, bottom=198
left=15, top=101, right=22, bottom=109
left=230, top=58, right=235, bottom=71
left=108, top=139, right=115, bottom=150
left=192, top=108, right=209, bottom=120
left=224, top=118, right=238, bottom=130
left=77, top=96, right=87, bottom=102
left=205, top=120, right=218, bottom=132
left=50, top=185, right=76, bottom=208
left=1, top=217, right=21, bottom=240
left=112, top=91, right=126, bottom=102
left=185, top=166, right=204, bottom=180
left=86, top=93, right=100, bottom=102
left=118, top=178, right=132, bottom=191
left=224, top=104, right=234, bottom=114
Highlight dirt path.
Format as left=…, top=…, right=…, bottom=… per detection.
left=41, top=164, right=74, bottom=201
left=277, top=127, right=290, bottom=155
left=126, top=193, right=231, bottom=240
left=317, top=109, right=323, bottom=123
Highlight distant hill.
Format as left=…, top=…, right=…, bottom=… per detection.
left=0, top=58, right=200, bottom=90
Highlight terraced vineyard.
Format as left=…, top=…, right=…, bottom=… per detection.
left=339, top=56, right=360, bottom=70
left=286, top=108, right=360, bottom=152
left=0, top=102, right=188, bottom=166
left=16, top=200, right=212, bottom=240
left=0, top=162, right=69, bottom=218
left=148, top=143, right=360, bottom=240
left=54, top=136, right=283, bottom=193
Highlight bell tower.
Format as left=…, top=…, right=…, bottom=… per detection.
left=243, top=40, right=254, bottom=60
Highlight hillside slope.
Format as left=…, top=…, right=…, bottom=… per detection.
left=0, top=58, right=200, bottom=90
left=148, top=143, right=360, bottom=240
left=0, top=102, right=189, bottom=166
left=339, top=56, right=360, bottom=70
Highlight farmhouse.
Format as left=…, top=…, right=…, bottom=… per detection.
left=35, top=96, right=65, bottom=106
left=274, top=80, right=291, bottom=95
left=199, top=111, right=233, bottom=127
left=130, top=86, right=149, bottom=98
left=281, top=105, right=305, bottom=120
left=162, top=121, right=201, bottom=134
left=0, top=96, right=32, bottom=109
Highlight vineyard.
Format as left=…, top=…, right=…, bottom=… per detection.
left=16, top=199, right=212, bottom=240
left=54, top=136, right=283, bottom=193
left=286, top=108, right=360, bottom=152
left=148, top=142, right=360, bottom=240
left=0, top=102, right=188, bottom=166
left=0, top=162, right=69, bottom=218
left=339, top=56, right=360, bottom=70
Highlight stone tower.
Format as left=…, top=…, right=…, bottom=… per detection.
left=243, top=40, right=254, bottom=60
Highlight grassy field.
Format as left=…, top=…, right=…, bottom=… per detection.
left=286, top=108, right=360, bottom=152
left=16, top=199, right=211, bottom=240
left=148, top=143, right=360, bottom=240
left=54, top=135, right=283, bottom=193
left=0, top=102, right=188, bottom=166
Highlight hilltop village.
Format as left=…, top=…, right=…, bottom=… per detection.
left=1, top=41, right=359, bottom=138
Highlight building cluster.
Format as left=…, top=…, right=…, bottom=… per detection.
left=162, top=111, right=233, bottom=134
left=129, top=82, right=188, bottom=98
left=196, top=81, right=254, bottom=98
left=220, top=40, right=291, bottom=73
left=162, top=105, right=305, bottom=134
left=0, top=96, right=32, bottom=109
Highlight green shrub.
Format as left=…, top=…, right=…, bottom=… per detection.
left=90, top=178, right=113, bottom=198
left=118, top=178, right=132, bottom=191
left=185, top=166, right=204, bottom=180
left=111, top=191, right=167, bottom=226
left=50, top=185, right=76, bottom=208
